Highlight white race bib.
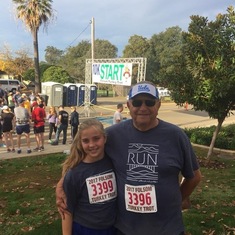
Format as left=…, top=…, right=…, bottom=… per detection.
left=86, top=172, right=117, bottom=204
left=125, top=184, right=157, bottom=213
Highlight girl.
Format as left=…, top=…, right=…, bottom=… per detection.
left=47, top=106, right=57, bottom=143
left=62, top=119, right=117, bottom=235
left=0, top=106, right=15, bottom=152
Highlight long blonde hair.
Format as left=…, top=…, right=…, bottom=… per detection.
left=49, top=106, right=57, bottom=116
left=62, top=118, right=106, bottom=176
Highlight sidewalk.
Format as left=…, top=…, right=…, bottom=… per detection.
left=0, top=141, right=72, bottom=161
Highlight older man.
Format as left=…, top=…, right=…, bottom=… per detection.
left=56, top=81, right=201, bottom=235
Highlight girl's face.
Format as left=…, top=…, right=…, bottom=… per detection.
left=81, top=126, right=106, bottom=163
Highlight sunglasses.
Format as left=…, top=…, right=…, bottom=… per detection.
left=131, top=99, right=156, bottom=107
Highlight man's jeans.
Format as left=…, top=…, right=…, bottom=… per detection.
left=55, top=124, right=68, bottom=144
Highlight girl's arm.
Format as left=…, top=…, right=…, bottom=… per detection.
left=62, top=211, right=73, bottom=235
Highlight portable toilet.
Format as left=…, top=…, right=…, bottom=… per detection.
left=86, top=84, right=97, bottom=105
left=63, top=83, right=78, bottom=107
left=41, top=82, right=63, bottom=107
left=62, top=86, right=67, bottom=106
left=76, top=83, right=85, bottom=106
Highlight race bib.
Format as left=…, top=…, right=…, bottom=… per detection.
left=125, top=184, right=157, bottom=213
left=86, top=172, right=117, bottom=204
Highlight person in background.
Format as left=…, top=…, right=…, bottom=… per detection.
left=56, top=81, right=202, bottom=235
left=61, top=119, right=117, bottom=235
left=47, top=106, right=58, bottom=144
left=51, top=105, right=69, bottom=145
left=0, top=99, right=6, bottom=148
left=14, top=97, right=31, bottom=154
left=0, top=105, right=15, bottom=152
left=31, top=101, right=46, bottom=152
left=29, top=91, right=35, bottom=104
left=29, top=91, right=36, bottom=113
left=13, top=90, right=21, bottom=107
left=21, top=93, right=31, bottom=115
left=36, top=94, right=46, bottom=108
left=113, top=103, right=123, bottom=125
left=0, top=84, right=5, bottom=100
left=7, top=92, right=15, bottom=113
left=69, top=106, right=79, bottom=142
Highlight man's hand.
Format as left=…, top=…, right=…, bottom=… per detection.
left=56, top=177, right=69, bottom=220
left=182, top=197, right=191, bottom=210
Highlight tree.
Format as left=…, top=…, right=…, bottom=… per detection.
left=59, top=39, right=117, bottom=83
left=13, top=0, right=54, bottom=93
left=44, top=46, right=63, bottom=65
left=181, top=6, right=235, bottom=160
left=22, top=68, right=35, bottom=81
left=123, top=35, right=152, bottom=83
left=0, top=45, right=33, bottom=80
left=150, top=26, right=189, bottom=88
left=22, top=62, right=51, bottom=81
left=61, top=40, right=91, bottom=83
left=94, top=39, right=118, bottom=59
left=42, top=65, right=72, bottom=83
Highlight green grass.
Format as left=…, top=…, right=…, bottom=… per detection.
left=0, top=149, right=234, bottom=234
left=0, top=154, right=65, bottom=235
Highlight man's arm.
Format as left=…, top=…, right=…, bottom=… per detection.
left=56, top=177, right=69, bottom=219
left=180, top=169, right=202, bottom=208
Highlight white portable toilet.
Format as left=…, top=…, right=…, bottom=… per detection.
left=41, top=82, right=63, bottom=107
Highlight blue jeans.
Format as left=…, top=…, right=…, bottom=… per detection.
left=55, top=124, right=68, bottom=144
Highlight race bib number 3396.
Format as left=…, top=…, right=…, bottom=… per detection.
left=125, top=184, right=157, bottom=213
left=86, top=172, right=117, bottom=204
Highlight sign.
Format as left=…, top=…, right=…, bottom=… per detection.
left=92, top=63, right=132, bottom=86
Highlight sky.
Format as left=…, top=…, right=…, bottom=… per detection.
left=0, top=0, right=234, bottom=61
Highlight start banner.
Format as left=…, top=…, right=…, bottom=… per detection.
left=92, top=63, right=132, bottom=86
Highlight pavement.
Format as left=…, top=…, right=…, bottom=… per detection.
left=1, top=97, right=235, bottom=161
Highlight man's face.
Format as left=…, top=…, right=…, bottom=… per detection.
left=127, top=94, right=161, bottom=130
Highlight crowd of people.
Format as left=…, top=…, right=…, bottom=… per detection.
left=0, top=86, right=80, bottom=154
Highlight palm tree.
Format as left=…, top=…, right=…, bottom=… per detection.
left=13, top=0, right=54, bottom=93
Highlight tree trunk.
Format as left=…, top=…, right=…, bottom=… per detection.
left=33, top=29, right=41, bottom=94
left=206, top=118, right=225, bottom=163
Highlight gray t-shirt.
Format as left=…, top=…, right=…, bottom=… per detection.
left=105, top=119, right=199, bottom=235
left=14, top=106, right=30, bottom=126
left=113, top=111, right=123, bottom=125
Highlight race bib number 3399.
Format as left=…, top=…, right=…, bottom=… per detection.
left=86, top=172, right=117, bottom=204
left=125, top=184, right=157, bottom=213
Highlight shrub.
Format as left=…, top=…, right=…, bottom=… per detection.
left=183, top=124, right=235, bottom=150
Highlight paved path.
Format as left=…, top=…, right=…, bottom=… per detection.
left=1, top=97, right=235, bottom=160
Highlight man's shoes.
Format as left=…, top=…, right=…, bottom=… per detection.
left=40, top=146, right=44, bottom=151
left=51, top=141, right=58, bottom=145
left=34, top=147, right=40, bottom=152
left=27, top=149, right=32, bottom=154
left=17, top=149, right=21, bottom=154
